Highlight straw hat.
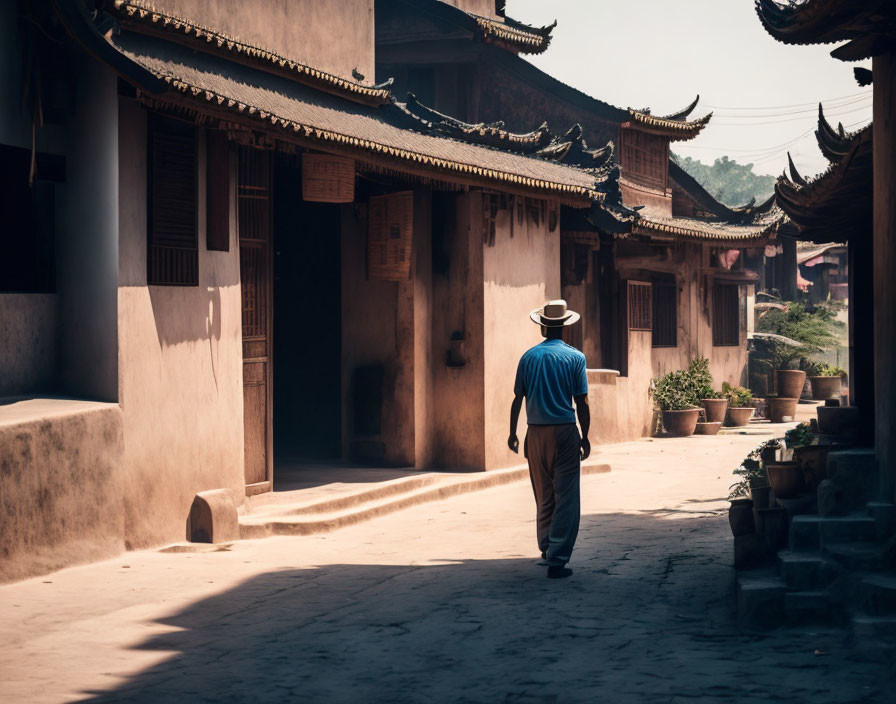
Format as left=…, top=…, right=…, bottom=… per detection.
left=529, top=299, right=580, bottom=327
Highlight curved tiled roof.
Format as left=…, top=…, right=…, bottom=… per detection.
left=110, top=0, right=393, bottom=105
left=625, top=108, right=713, bottom=141
left=755, top=0, right=896, bottom=61
left=633, top=211, right=781, bottom=244
left=473, top=14, right=556, bottom=55
left=109, top=32, right=605, bottom=201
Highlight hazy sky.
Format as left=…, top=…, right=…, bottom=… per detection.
left=508, top=0, right=872, bottom=178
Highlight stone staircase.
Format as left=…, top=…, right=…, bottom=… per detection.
left=737, top=448, right=896, bottom=636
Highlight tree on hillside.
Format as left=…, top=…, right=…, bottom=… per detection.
left=672, top=153, right=775, bottom=208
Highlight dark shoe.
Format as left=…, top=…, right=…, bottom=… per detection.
left=547, top=566, right=572, bottom=579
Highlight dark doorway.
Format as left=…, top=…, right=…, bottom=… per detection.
left=273, top=154, right=342, bottom=460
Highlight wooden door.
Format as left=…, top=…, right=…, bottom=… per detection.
left=238, top=146, right=273, bottom=491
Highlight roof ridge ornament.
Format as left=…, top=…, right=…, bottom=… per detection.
left=659, top=95, right=700, bottom=121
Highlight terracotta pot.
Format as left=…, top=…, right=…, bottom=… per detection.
left=817, top=405, right=861, bottom=437
left=662, top=408, right=701, bottom=437
left=810, top=376, right=842, bottom=401
left=729, top=499, right=756, bottom=537
left=694, top=421, right=721, bottom=435
left=766, top=397, right=799, bottom=423
left=725, top=406, right=755, bottom=427
left=749, top=484, right=772, bottom=511
left=776, top=369, right=807, bottom=399
left=701, top=398, right=729, bottom=423
left=756, top=507, right=789, bottom=551
left=794, top=445, right=830, bottom=491
left=767, top=461, right=803, bottom=499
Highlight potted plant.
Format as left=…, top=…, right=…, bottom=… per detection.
left=722, top=382, right=755, bottom=426
left=805, top=361, right=846, bottom=401
left=651, top=357, right=718, bottom=437
left=785, top=421, right=829, bottom=491
left=689, top=356, right=729, bottom=425
left=757, top=301, right=844, bottom=399
left=651, top=368, right=701, bottom=437
left=766, top=396, right=799, bottom=423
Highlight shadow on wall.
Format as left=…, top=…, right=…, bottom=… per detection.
left=70, top=512, right=893, bottom=702
left=148, top=285, right=223, bottom=349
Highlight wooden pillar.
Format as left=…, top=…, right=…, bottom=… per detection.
left=873, top=52, right=896, bottom=503
left=848, top=236, right=875, bottom=440
left=780, top=236, right=798, bottom=301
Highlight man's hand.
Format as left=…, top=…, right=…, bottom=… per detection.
left=508, top=433, right=519, bottom=454
left=580, top=437, right=591, bottom=461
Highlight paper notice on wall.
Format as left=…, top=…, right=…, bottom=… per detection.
left=368, top=191, right=413, bottom=281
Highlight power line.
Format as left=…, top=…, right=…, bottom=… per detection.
left=711, top=101, right=873, bottom=126
left=708, top=94, right=871, bottom=119
left=703, top=90, right=872, bottom=111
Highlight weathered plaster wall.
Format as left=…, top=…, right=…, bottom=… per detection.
left=0, top=400, right=123, bottom=583
left=117, top=99, right=245, bottom=550
left=149, top=0, right=375, bottom=81
left=0, top=295, right=58, bottom=396
left=340, top=205, right=415, bottom=466
left=56, top=57, right=119, bottom=401
left=482, top=197, right=559, bottom=469
left=873, top=52, right=896, bottom=503
left=430, top=192, right=485, bottom=469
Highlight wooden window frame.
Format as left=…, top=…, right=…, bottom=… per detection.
left=627, top=280, right=652, bottom=332
left=712, top=280, right=741, bottom=347
left=147, top=113, right=198, bottom=286
left=651, top=276, right=677, bottom=348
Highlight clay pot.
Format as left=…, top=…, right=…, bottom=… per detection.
left=725, top=406, right=755, bottom=427
left=756, top=507, right=789, bottom=552
left=701, top=398, right=729, bottom=424
left=776, top=369, right=807, bottom=399
left=729, top=498, right=756, bottom=537
left=662, top=408, right=701, bottom=437
left=794, top=445, right=830, bottom=492
left=766, top=397, right=799, bottom=423
left=810, top=376, right=842, bottom=401
left=817, top=405, right=861, bottom=437
left=750, top=484, right=772, bottom=511
left=694, top=421, right=721, bottom=435
left=767, top=461, right=803, bottom=499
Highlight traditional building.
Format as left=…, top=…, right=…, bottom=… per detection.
left=376, top=0, right=781, bottom=441
left=0, top=0, right=629, bottom=580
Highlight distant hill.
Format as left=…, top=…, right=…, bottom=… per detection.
left=671, top=153, right=775, bottom=208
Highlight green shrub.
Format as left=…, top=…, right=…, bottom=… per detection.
left=722, top=381, right=754, bottom=408
left=757, top=301, right=844, bottom=369
left=805, top=360, right=847, bottom=377
left=651, top=356, right=716, bottom=411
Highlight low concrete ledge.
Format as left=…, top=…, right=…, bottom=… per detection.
left=187, top=489, right=239, bottom=543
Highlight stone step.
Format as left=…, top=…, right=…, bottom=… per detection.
left=777, top=551, right=838, bottom=590
left=822, top=542, right=887, bottom=571
left=851, top=615, right=896, bottom=642
left=867, top=502, right=896, bottom=540
left=784, top=590, right=844, bottom=626
left=789, top=514, right=878, bottom=551
left=858, top=574, right=896, bottom=617
left=826, top=449, right=879, bottom=511
left=239, top=462, right=611, bottom=539
left=736, top=570, right=786, bottom=629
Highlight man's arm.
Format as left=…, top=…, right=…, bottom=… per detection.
left=508, top=394, right=523, bottom=453
left=574, top=394, right=591, bottom=460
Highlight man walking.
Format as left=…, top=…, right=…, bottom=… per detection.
left=508, top=300, right=590, bottom=579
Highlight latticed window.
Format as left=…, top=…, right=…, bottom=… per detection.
left=147, top=113, right=197, bottom=286
left=619, top=129, right=668, bottom=190
left=652, top=276, right=677, bottom=347
left=627, top=281, right=652, bottom=331
left=712, top=281, right=741, bottom=346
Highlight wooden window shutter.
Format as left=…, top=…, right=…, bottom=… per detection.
left=148, top=113, right=198, bottom=285
left=627, top=280, right=652, bottom=331
left=712, top=281, right=740, bottom=346
left=206, top=130, right=230, bottom=252
left=652, top=276, right=677, bottom=348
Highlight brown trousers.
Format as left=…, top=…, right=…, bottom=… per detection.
left=525, top=423, right=581, bottom=567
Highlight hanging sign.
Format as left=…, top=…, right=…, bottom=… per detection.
left=302, top=153, right=355, bottom=202
left=368, top=191, right=413, bottom=281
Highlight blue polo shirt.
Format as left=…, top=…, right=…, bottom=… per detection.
left=514, top=339, right=588, bottom=425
